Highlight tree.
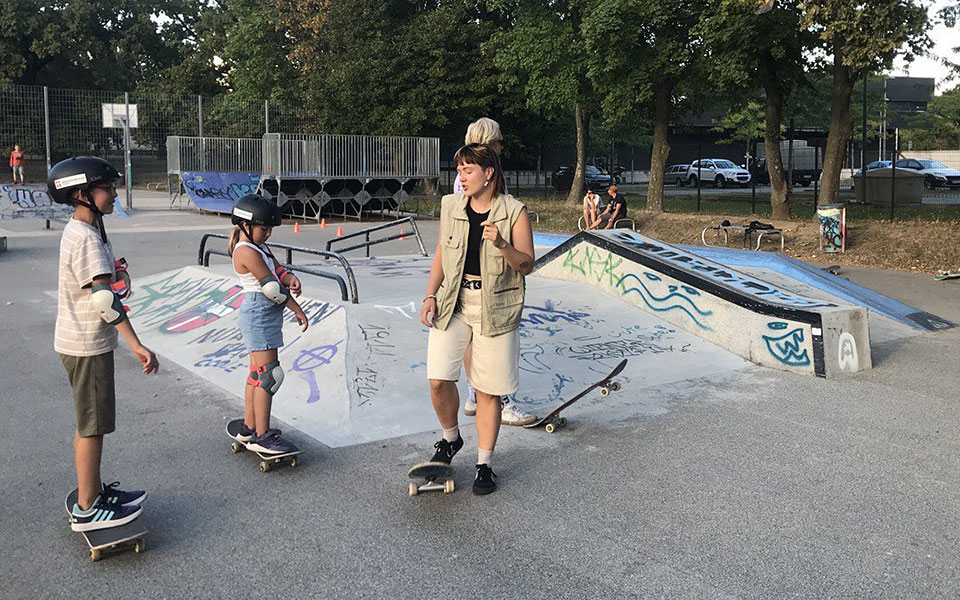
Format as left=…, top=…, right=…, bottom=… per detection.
left=800, top=0, right=931, bottom=206
left=583, top=0, right=706, bottom=212
left=700, top=0, right=813, bottom=219
left=0, top=1, right=195, bottom=89
left=901, top=85, right=960, bottom=150
left=493, top=0, right=597, bottom=204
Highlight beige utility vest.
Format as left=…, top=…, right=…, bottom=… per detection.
left=433, top=192, right=527, bottom=337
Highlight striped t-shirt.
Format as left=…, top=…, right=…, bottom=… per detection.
left=55, top=219, right=118, bottom=356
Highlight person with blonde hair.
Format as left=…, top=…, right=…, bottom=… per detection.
left=453, top=118, right=534, bottom=427
left=420, top=143, right=535, bottom=494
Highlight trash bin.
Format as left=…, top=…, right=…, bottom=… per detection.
left=853, top=167, right=923, bottom=205
left=818, top=204, right=845, bottom=253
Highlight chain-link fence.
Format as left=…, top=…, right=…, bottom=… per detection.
left=0, top=83, right=307, bottom=191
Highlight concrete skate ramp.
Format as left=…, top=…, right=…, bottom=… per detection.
left=127, top=257, right=747, bottom=447
left=536, top=230, right=872, bottom=378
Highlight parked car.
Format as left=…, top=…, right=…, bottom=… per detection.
left=852, top=160, right=891, bottom=178
left=750, top=157, right=821, bottom=187
left=552, top=165, right=614, bottom=190
left=663, top=164, right=689, bottom=186
left=686, top=159, right=751, bottom=188
left=893, top=158, right=960, bottom=189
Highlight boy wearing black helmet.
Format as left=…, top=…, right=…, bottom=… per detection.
left=49, top=157, right=159, bottom=532
left=226, top=194, right=308, bottom=455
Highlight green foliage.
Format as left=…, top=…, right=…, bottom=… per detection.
left=901, top=85, right=960, bottom=150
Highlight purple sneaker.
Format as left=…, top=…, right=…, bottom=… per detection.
left=247, top=429, right=298, bottom=455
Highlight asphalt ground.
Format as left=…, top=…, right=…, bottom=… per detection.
left=3, top=193, right=960, bottom=599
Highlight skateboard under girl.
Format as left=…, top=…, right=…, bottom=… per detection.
left=226, top=419, right=303, bottom=472
left=407, top=462, right=455, bottom=496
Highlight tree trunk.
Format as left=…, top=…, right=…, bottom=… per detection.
left=764, top=83, right=789, bottom=220
left=819, top=48, right=854, bottom=207
left=646, top=82, right=673, bottom=213
left=567, top=102, right=589, bottom=205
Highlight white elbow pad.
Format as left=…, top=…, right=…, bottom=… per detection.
left=259, top=277, right=290, bottom=305
left=91, top=283, right=127, bottom=325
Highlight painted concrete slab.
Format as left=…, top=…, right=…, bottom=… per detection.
left=126, top=257, right=747, bottom=448
left=536, top=230, right=872, bottom=377
left=736, top=265, right=921, bottom=346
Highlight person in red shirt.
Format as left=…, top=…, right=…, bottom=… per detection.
left=10, top=145, right=24, bottom=183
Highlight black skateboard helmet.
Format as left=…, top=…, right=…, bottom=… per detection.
left=47, top=156, right=122, bottom=243
left=232, top=193, right=282, bottom=241
left=47, top=156, right=122, bottom=206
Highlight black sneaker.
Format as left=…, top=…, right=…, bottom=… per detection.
left=429, top=436, right=463, bottom=464
left=473, top=464, right=497, bottom=495
left=100, top=481, right=147, bottom=507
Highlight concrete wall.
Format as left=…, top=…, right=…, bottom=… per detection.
left=535, top=231, right=872, bottom=378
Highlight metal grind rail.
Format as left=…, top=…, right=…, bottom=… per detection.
left=198, top=233, right=359, bottom=303
left=324, top=217, right=427, bottom=258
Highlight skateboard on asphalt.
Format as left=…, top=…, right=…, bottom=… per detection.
left=934, top=270, right=960, bottom=281
left=524, top=359, right=628, bottom=433
left=226, top=419, right=303, bottom=472
left=64, top=489, right=147, bottom=562
left=407, top=462, right=455, bottom=496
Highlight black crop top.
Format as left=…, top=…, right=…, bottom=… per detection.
left=464, top=203, right=490, bottom=277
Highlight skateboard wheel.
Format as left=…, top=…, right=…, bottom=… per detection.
left=289, top=456, right=299, bottom=468
left=444, top=479, right=455, bottom=494
left=545, top=423, right=556, bottom=433
left=135, top=539, right=146, bottom=553
left=90, top=549, right=101, bottom=561
left=409, top=483, right=418, bottom=496
left=558, top=417, right=568, bottom=427
left=231, top=442, right=242, bottom=453
left=259, top=461, right=269, bottom=473
left=600, top=387, right=610, bottom=397
left=611, top=382, right=621, bottom=391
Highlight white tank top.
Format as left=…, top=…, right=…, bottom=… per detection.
left=234, top=241, right=277, bottom=292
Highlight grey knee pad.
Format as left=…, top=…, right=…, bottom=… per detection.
left=247, top=360, right=284, bottom=395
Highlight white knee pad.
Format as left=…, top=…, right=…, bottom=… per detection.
left=248, top=360, right=284, bottom=395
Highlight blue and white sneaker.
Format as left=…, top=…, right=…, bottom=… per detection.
left=464, top=384, right=478, bottom=416
left=100, top=481, right=147, bottom=507
left=247, top=429, right=298, bottom=455
left=226, top=419, right=255, bottom=444
left=70, top=496, right=142, bottom=532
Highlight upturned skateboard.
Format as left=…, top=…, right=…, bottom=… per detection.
left=934, top=270, right=960, bottom=281
left=64, top=489, right=148, bottom=562
left=524, top=359, right=628, bottom=433
left=226, top=419, right=303, bottom=472
left=407, top=462, right=455, bottom=496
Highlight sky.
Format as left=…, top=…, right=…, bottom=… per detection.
left=890, top=0, right=959, bottom=93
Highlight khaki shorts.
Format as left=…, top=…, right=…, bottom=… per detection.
left=427, top=286, right=519, bottom=396
left=59, top=351, right=116, bottom=437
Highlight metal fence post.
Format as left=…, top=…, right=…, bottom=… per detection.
left=889, top=134, right=897, bottom=221
left=813, top=137, right=819, bottom=213
left=124, top=92, right=133, bottom=210
left=750, top=137, right=756, bottom=214
left=697, top=129, right=702, bottom=212
left=265, top=100, right=270, bottom=134
left=198, top=95, right=203, bottom=137
left=43, top=86, right=51, bottom=173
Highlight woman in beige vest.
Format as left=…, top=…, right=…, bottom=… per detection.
left=419, top=143, right=535, bottom=495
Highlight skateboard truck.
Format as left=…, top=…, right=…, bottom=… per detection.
left=407, top=462, right=455, bottom=496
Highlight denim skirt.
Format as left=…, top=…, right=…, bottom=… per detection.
left=238, top=292, right=285, bottom=351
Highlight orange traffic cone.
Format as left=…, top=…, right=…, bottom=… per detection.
left=336, top=225, right=343, bottom=237
left=320, top=218, right=327, bottom=228
left=400, top=228, right=405, bottom=241
left=294, top=222, right=301, bottom=233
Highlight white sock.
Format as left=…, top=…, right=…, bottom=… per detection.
left=477, top=448, right=493, bottom=466
left=442, top=426, right=460, bottom=443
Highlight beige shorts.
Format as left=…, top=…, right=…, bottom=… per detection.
left=427, top=286, right=519, bottom=396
